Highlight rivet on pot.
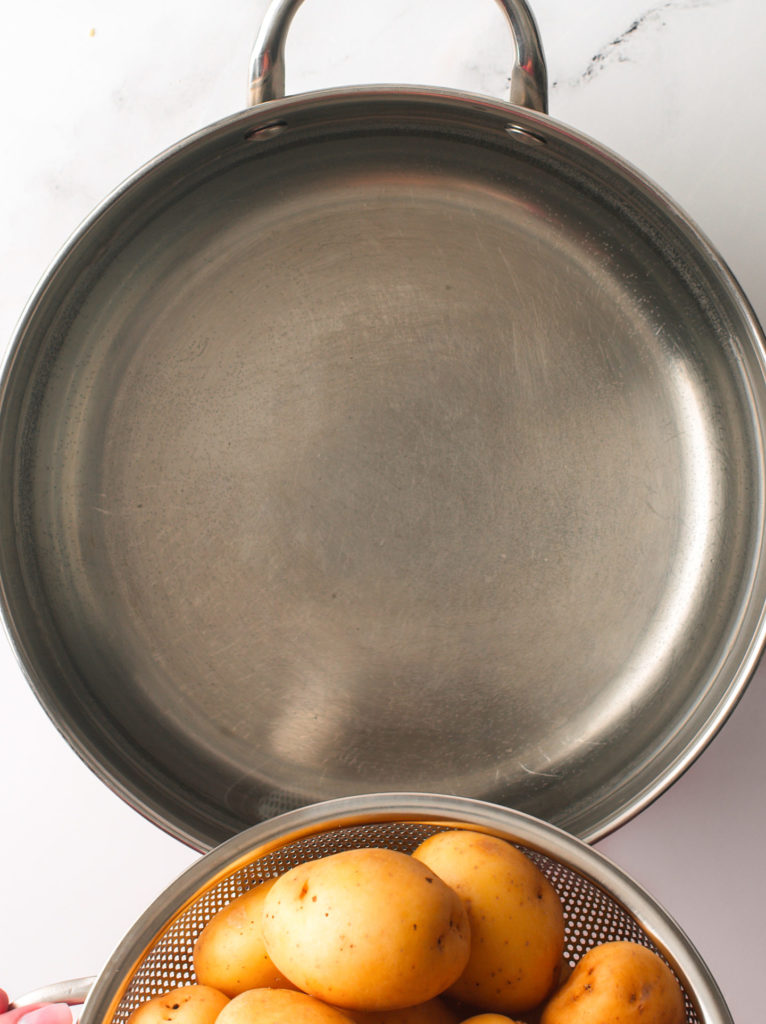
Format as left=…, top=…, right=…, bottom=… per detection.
left=244, top=120, right=288, bottom=141
left=505, top=123, right=547, bottom=145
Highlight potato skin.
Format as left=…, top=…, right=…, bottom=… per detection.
left=216, top=988, right=355, bottom=1024
left=460, top=1017, right=524, bottom=1023
left=412, top=830, right=564, bottom=1015
left=539, top=941, right=685, bottom=1024
left=341, top=997, right=461, bottom=1023
left=262, top=847, right=471, bottom=1011
left=193, top=878, right=296, bottom=996
left=127, top=985, right=229, bottom=1024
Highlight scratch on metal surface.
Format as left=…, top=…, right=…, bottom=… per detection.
left=519, top=762, right=560, bottom=778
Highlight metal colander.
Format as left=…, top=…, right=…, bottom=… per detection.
left=80, top=794, right=731, bottom=1024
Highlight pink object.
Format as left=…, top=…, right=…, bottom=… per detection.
left=0, top=1005, right=75, bottom=1024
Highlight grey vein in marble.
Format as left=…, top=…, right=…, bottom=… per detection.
left=553, top=0, right=717, bottom=88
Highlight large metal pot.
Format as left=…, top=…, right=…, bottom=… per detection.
left=1, top=0, right=765, bottom=852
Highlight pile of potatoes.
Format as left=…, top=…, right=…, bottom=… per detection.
left=127, top=829, right=686, bottom=1024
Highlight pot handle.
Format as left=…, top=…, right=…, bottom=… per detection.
left=248, top=0, right=548, bottom=112
left=8, top=979, right=94, bottom=1011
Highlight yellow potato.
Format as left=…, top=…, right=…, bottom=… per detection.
left=216, top=988, right=355, bottom=1023
left=127, top=985, right=229, bottom=1024
left=262, top=847, right=471, bottom=1011
left=539, top=941, right=685, bottom=1024
left=460, top=1017, right=523, bottom=1023
left=193, top=878, right=296, bottom=995
left=412, top=830, right=564, bottom=1015
left=341, top=996, right=461, bottom=1023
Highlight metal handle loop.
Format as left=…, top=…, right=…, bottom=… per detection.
left=9, top=979, right=95, bottom=1010
left=248, top=0, right=548, bottom=112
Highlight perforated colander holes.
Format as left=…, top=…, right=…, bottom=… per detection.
left=684, top=991, right=701, bottom=1024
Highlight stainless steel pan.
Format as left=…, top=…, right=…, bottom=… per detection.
left=2, top=0, right=765, bottom=851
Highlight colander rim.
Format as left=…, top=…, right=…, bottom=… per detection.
left=80, top=793, right=732, bottom=1024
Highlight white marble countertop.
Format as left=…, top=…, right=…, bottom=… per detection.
left=1, top=1, right=764, bottom=1021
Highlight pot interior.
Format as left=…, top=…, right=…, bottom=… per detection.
left=2, top=91, right=765, bottom=848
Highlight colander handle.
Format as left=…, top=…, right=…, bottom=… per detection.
left=248, top=0, right=548, bottom=111
left=8, top=979, right=94, bottom=1011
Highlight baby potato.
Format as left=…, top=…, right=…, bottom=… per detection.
left=460, top=1017, right=524, bottom=1024
left=341, top=996, right=461, bottom=1023
left=193, top=878, right=296, bottom=995
left=216, top=987, right=355, bottom=1023
left=262, top=847, right=471, bottom=1011
left=127, top=985, right=229, bottom=1024
left=539, top=941, right=685, bottom=1024
left=413, top=830, right=564, bottom=1015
